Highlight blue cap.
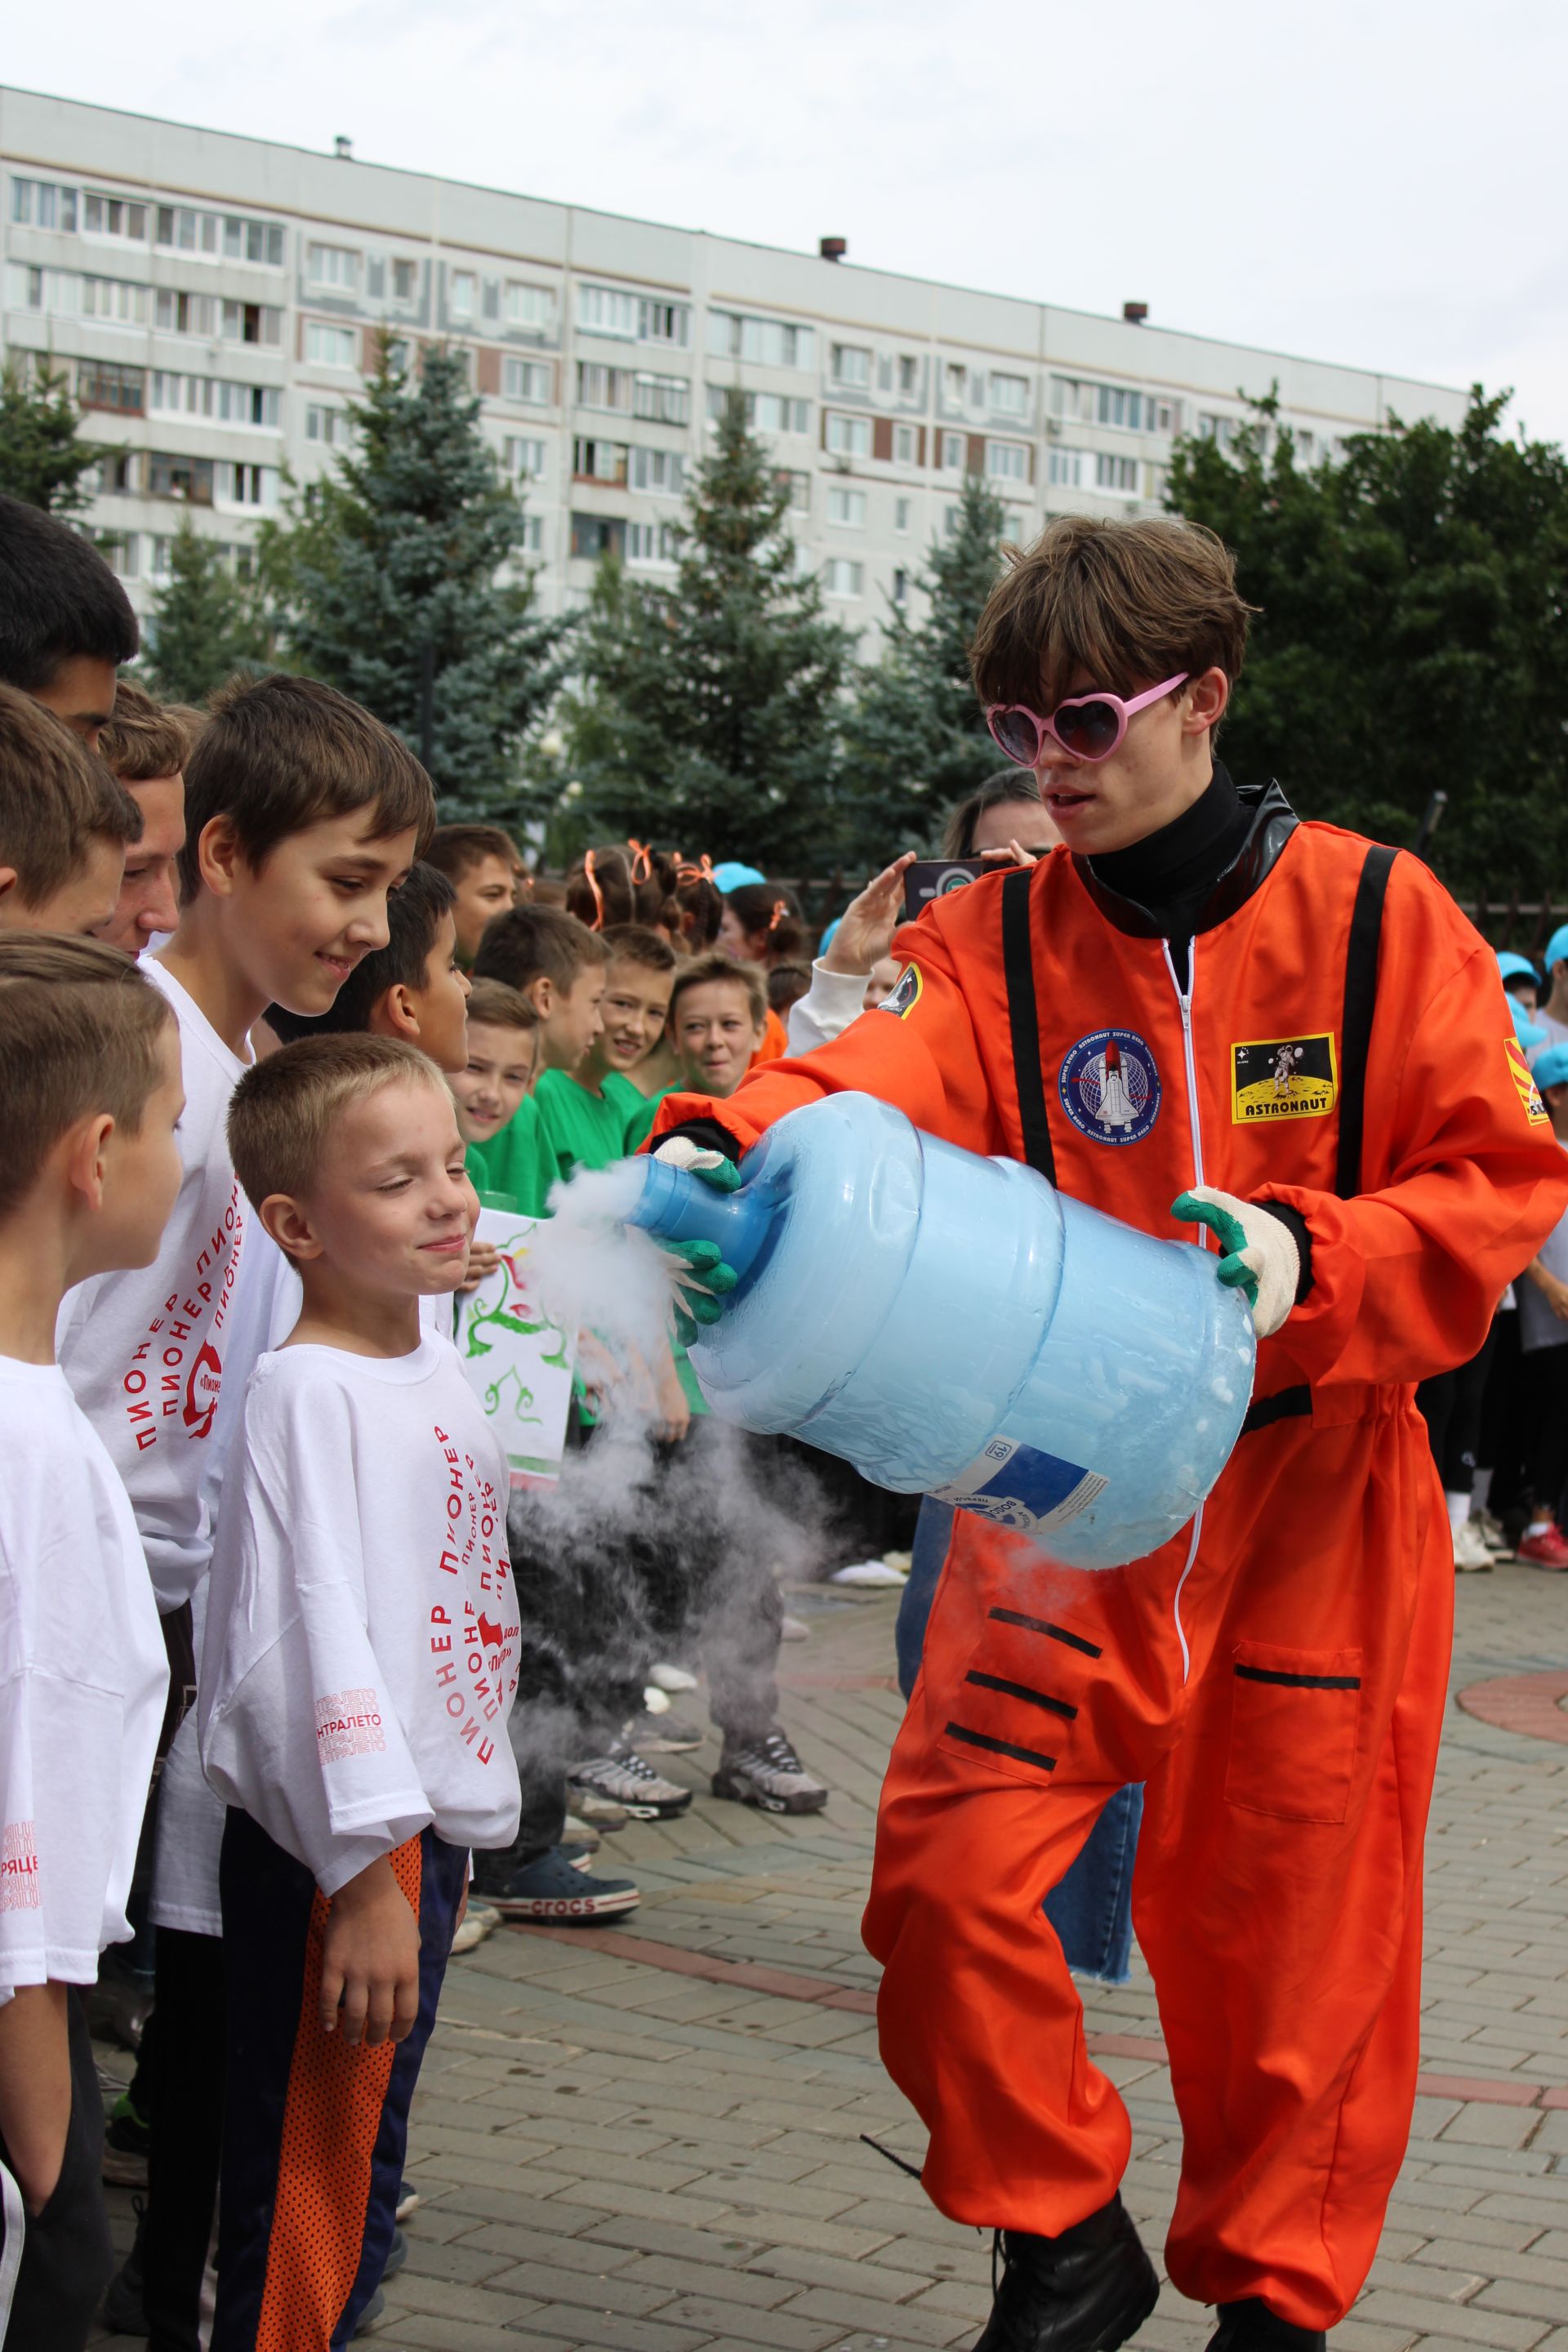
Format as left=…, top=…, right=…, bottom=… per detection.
left=818, top=916, right=842, bottom=956
left=1531, top=1043, right=1568, bottom=1091
left=1497, top=951, right=1539, bottom=984
left=1544, top=926, right=1568, bottom=978
left=1512, top=997, right=1548, bottom=1052
left=712, top=862, right=765, bottom=893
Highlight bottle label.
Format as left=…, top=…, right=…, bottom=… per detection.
left=933, top=1434, right=1108, bottom=1535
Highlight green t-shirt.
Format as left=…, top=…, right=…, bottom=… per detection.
left=467, top=1094, right=556, bottom=1218
left=534, top=1068, right=666, bottom=1179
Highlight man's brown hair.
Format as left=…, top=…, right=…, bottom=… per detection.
left=969, top=516, right=1256, bottom=715
left=100, top=678, right=191, bottom=783
left=465, top=978, right=540, bottom=1036
left=471, top=905, right=609, bottom=995
left=177, top=673, right=436, bottom=900
left=602, top=923, right=677, bottom=977
left=228, top=1032, right=449, bottom=1220
left=425, top=822, right=521, bottom=884
left=0, top=934, right=175, bottom=1216
left=0, top=684, right=143, bottom=905
left=669, top=951, right=768, bottom=1030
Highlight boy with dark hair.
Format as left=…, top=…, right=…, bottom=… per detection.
left=96, top=679, right=190, bottom=956
left=424, top=822, right=522, bottom=964
left=535, top=922, right=677, bottom=1175
left=266, top=860, right=470, bottom=1072
left=667, top=953, right=768, bottom=1100
left=653, top=511, right=1568, bottom=2352
left=0, top=685, right=143, bottom=937
left=61, top=668, right=434, bottom=2350
left=468, top=906, right=608, bottom=1209
left=0, top=935, right=177, bottom=2352
left=203, top=1036, right=521, bottom=2350
left=0, top=491, right=140, bottom=747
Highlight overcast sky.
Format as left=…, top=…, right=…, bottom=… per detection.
left=11, top=0, right=1568, bottom=444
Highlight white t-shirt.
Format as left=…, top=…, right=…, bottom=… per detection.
left=0, top=1361, right=167, bottom=1999
left=56, top=960, right=282, bottom=1613
left=200, top=1336, right=522, bottom=1894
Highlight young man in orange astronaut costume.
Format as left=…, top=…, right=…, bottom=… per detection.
left=651, top=517, right=1568, bottom=2352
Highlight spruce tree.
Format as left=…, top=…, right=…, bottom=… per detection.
left=837, top=474, right=1013, bottom=862
left=0, top=356, right=100, bottom=515
left=261, top=339, right=569, bottom=822
left=142, top=518, right=270, bottom=702
left=564, top=399, right=855, bottom=867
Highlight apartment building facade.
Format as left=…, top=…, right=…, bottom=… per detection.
left=0, top=86, right=1469, bottom=645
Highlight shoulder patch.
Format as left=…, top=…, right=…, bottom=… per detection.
left=1231, top=1033, right=1339, bottom=1124
left=878, top=964, right=923, bottom=1018
left=1506, top=1036, right=1551, bottom=1127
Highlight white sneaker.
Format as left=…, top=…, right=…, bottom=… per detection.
left=569, top=1740, right=693, bottom=1820
left=451, top=1911, right=494, bottom=1953
left=1470, top=1509, right=1509, bottom=1553
left=780, top=1614, right=810, bottom=1642
left=649, top=1661, right=699, bottom=1693
left=1453, top=1517, right=1494, bottom=1572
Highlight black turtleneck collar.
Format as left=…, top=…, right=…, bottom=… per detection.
left=1072, top=763, right=1298, bottom=966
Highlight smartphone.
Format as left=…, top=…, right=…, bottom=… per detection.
left=902, top=858, right=991, bottom=923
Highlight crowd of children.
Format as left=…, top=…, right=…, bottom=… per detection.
left=0, top=493, right=894, bottom=2350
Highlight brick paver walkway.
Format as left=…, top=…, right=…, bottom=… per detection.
left=96, top=1565, right=1568, bottom=2350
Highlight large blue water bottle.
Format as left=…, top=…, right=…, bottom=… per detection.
left=626, top=1094, right=1256, bottom=1570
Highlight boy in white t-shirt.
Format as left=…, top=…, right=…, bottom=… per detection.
left=0, top=937, right=178, bottom=2352
left=202, top=1036, right=521, bottom=2352
left=57, top=671, right=435, bottom=2345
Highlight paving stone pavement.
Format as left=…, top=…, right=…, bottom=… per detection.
left=92, top=1564, right=1568, bottom=2350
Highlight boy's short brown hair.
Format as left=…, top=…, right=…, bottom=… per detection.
left=0, top=934, right=175, bottom=1216
left=465, top=978, right=539, bottom=1035
left=969, top=515, right=1256, bottom=714
left=177, top=673, right=436, bottom=901
left=472, top=905, right=609, bottom=996
left=100, top=678, right=191, bottom=783
left=425, top=822, right=521, bottom=883
left=228, top=1033, right=449, bottom=1218
left=0, top=684, right=143, bottom=905
left=669, top=951, right=768, bottom=1030
left=602, top=923, right=677, bottom=977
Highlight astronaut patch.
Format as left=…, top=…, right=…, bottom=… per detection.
left=1505, top=1036, right=1551, bottom=1127
left=878, top=964, right=923, bottom=1018
left=1231, top=1034, right=1338, bottom=1124
left=1058, top=1028, right=1160, bottom=1146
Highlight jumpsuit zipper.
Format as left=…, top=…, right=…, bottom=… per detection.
left=1162, top=938, right=1205, bottom=1682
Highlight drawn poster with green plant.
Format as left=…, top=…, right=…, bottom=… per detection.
left=455, top=1208, right=575, bottom=1486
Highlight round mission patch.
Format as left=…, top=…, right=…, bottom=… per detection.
left=1058, top=1027, right=1161, bottom=1146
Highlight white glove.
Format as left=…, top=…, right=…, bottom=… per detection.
left=1171, top=1186, right=1301, bottom=1339
left=653, top=1136, right=736, bottom=1183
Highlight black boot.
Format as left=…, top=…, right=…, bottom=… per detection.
left=973, top=2194, right=1159, bottom=2352
left=1206, top=2300, right=1325, bottom=2352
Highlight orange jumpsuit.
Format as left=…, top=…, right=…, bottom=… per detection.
left=653, top=812, right=1568, bottom=2329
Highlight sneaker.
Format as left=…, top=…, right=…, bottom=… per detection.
left=1453, top=1517, right=1494, bottom=1572
left=568, top=1785, right=633, bottom=1829
left=100, top=2197, right=149, bottom=2335
left=648, top=1660, right=698, bottom=1693
left=630, top=1709, right=704, bottom=1753
left=1472, top=1508, right=1509, bottom=1552
left=394, top=2183, right=420, bottom=2225
left=352, top=2284, right=388, bottom=2336
left=103, top=2091, right=151, bottom=2187
left=451, top=1911, right=493, bottom=1953
left=1518, top=1523, right=1568, bottom=1570
left=780, top=1613, right=810, bottom=1642
left=569, top=1741, right=693, bottom=1820
left=481, top=1844, right=640, bottom=1922
left=468, top=1902, right=502, bottom=1931
left=564, top=1811, right=605, bottom=1847
left=712, top=1727, right=827, bottom=1815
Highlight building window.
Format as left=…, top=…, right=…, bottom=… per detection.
left=448, top=270, right=477, bottom=319
left=894, top=497, right=911, bottom=532
left=78, top=361, right=145, bottom=415
left=893, top=424, right=917, bottom=465
left=154, top=374, right=280, bottom=428
left=154, top=287, right=216, bottom=336
left=505, top=281, right=555, bottom=333
left=826, top=412, right=872, bottom=459
left=1197, top=412, right=1239, bottom=449
left=571, top=513, right=626, bottom=561
left=831, top=343, right=872, bottom=390
left=577, top=363, right=628, bottom=412
left=216, top=461, right=279, bottom=509
left=148, top=452, right=216, bottom=505
left=989, top=372, right=1028, bottom=416
left=96, top=451, right=140, bottom=496
left=503, top=435, right=546, bottom=480
left=1095, top=452, right=1139, bottom=492
left=627, top=520, right=678, bottom=566
left=305, top=321, right=358, bottom=368
left=987, top=440, right=1028, bottom=481
left=102, top=532, right=140, bottom=579
left=503, top=358, right=552, bottom=404
left=706, top=310, right=814, bottom=371
left=940, top=430, right=964, bottom=471
left=944, top=362, right=967, bottom=407
left=826, top=486, right=866, bottom=528
left=305, top=403, right=354, bottom=447
left=518, top=513, right=544, bottom=555
left=705, top=385, right=806, bottom=435
left=572, top=437, right=629, bottom=486
left=1047, top=447, right=1085, bottom=488
left=639, top=298, right=690, bottom=346
left=392, top=258, right=419, bottom=304
left=1294, top=427, right=1316, bottom=461
left=1149, top=397, right=1183, bottom=434
left=11, top=177, right=78, bottom=231
left=80, top=274, right=149, bottom=326
left=631, top=372, right=689, bottom=425
left=1097, top=384, right=1143, bottom=431
left=306, top=243, right=360, bottom=292
left=898, top=354, right=920, bottom=398
left=223, top=301, right=283, bottom=347
left=777, top=470, right=810, bottom=513
left=892, top=567, right=908, bottom=605
left=577, top=284, right=639, bottom=339
left=822, top=558, right=864, bottom=599
left=629, top=447, right=685, bottom=496
left=82, top=193, right=148, bottom=242
left=157, top=207, right=283, bottom=265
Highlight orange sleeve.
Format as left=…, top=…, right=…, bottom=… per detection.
left=1257, top=866, right=1568, bottom=1390
left=649, top=914, right=1008, bottom=1159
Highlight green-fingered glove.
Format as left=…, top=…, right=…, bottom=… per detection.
left=1171, top=1186, right=1301, bottom=1339
left=652, top=1138, right=742, bottom=1346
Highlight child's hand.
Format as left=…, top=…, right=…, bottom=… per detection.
left=320, top=1855, right=421, bottom=2047
left=0, top=1983, right=70, bottom=2213
left=458, top=1239, right=502, bottom=1296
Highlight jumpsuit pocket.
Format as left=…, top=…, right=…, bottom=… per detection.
left=1224, top=1639, right=1364, bottom=1825
left=935, top=1604, right=1099, bottom=1788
